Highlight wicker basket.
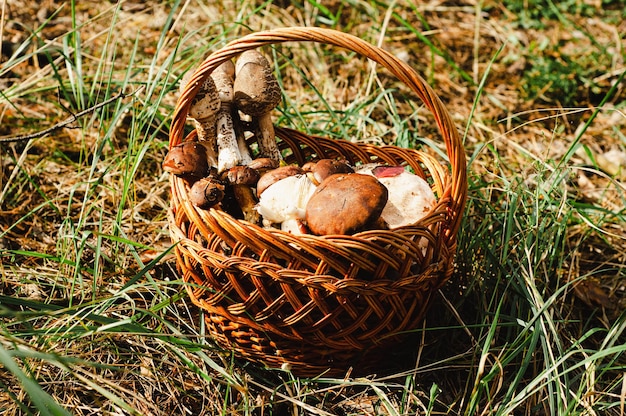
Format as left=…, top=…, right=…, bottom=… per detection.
left=168, top=27, right=467, bottom=376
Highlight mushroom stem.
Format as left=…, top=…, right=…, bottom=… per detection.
left=193, top=122, right=218, bottom=166
left=212, top=60, right=246, bottom=172
left=231, top=106, right=253, bottom=166
left=255, top=114, right=281, bottom=160
left=232, top=185, right=259, bottom=224
left=215, top=103, right=242, bottom=173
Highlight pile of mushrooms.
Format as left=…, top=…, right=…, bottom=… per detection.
left=164, top=49, right=437, bottom=236
left=256, top=160, right=437, bottom=235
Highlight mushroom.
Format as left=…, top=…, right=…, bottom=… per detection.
left=234, top=50, right=282, bottom=160
left=181, top=74, right=220, bottom=167
left=162, top=141, right=212, bottom=183
left=305, top=173, right=388, bottom=235
left=304, top=159, right=354, bottom=185
left=256, top=173, right=317, bottom=233
left=211, top=60, right=251, bottom=172
left=248, top=157, right=280, bottom=175
left=357, top=165, right=436, bottom=228
left=223, top=165, right=261, bottom=224
left=189, top=176, right=225, bottom=209
left=256, top=165, right=304, bottom=196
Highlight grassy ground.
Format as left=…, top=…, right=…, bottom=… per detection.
left=1, top=0, right=625, bottom=414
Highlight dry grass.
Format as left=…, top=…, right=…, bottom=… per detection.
left=1, top=0, right=625, bottom=415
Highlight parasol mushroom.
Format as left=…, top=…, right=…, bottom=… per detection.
left=234, top=50, right=282, bottom=160
left=181, top=74, right=221, bottom=167
left=211, top=60, right=251, bottom=172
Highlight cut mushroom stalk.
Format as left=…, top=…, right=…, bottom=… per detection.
left=234, top=50, right=282, bottom=161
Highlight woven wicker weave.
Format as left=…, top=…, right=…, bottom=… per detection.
left=168, top=27, right=467, bottom=376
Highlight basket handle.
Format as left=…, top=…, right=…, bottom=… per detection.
left=170, top=27, right=467, bottom=235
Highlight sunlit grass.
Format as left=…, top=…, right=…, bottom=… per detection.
left=0, top=0, right=624, bottom=415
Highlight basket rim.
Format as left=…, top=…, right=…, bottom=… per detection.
left=169, top=26, right=467, bottom=237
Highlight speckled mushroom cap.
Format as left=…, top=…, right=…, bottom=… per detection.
left=211, top=60, right=235, bottom=103
left=185, top=76, right=221, bottom=121
left=233, top=50, right=282, bottom=115
left=305, top=173, right=388, bottom=235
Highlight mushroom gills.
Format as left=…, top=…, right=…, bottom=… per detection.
left=255, top=174, right=317, bottom=231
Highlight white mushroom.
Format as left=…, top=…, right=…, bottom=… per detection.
left=234, top=50, right=282, bottom=160
left=357, top=165, right=436, bottom=228
left=256, top=174, right=317, bottom=234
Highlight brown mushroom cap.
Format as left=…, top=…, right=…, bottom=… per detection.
left=223, top=165, right=260, bottom=186
left=309, top=159, right=354, bottom=185
left=305, top=173, right=388, bottom=235
left=189, top=177, right=225, bottom=209
left=256, top=165, right=305, bottom=196
left=248, top=157, right=280, bottom=174
left=162, top=141, right=210, bottom=181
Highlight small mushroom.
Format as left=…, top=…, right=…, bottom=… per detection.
left=358, top=165, right=436, bottom=228
left=223, top=165, right=261, bottom=224
left=189, top=176, right=225, bottom=209
left=305, top=173, right=388, bottom=235
left=212, top=60, right=251, bottom=172
left=256, top=165, right=305, bottom=197
left=306, top=159, right=354, bottom=185
left=162, top=141, right=212, bottom=183
left=248, top=157, right=280, bottom=175
left=181, top=74, right=220, bottom=167
left=256, top=173, right=317, bottom=233
left=234, top=50, right=282, bottom=160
